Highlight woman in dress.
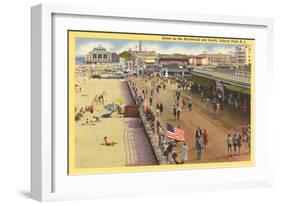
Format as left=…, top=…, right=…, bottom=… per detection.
left=202, top=129, right=209, bottom=149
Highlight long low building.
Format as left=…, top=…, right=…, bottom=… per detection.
left=158, top=57, right=188, bottom=66
left=188, top=53, right=234, bottom=66
left=160, top=67, right=191, bottom=77
left=190, top=67, right=251, bottom=113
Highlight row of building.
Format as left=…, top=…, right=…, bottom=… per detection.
left=82, top=44, right=251, bottom=113
left=84, top=43, right=252, bottom=69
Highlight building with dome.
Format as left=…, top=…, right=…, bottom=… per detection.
left=84, top=44, right=119, bottom=64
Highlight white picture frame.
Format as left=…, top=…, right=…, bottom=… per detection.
left=31, top=3, right=274, bottom=202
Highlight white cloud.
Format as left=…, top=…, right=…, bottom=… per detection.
left=185, top=45, right=209, bottom=55
left=176, top=45, right=234, bottom=55
left=115, top=42, right=139, bottom=53
left=76, top=40, right=236, bottom=56
left=208, top=46, right=235, bottom=55
left=129, top=43, right=235, bottom=55
left=139, top=44, right=234, bottom=55
left=144, top=44, right=190, bottom=54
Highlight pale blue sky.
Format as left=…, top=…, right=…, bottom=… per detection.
left=76, top=37, right=243, bottom=57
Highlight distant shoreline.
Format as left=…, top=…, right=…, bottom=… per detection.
left=75, top=56, right=85, bottom=65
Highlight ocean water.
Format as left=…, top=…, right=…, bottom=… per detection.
left=75, top=56, right=85, bottom=65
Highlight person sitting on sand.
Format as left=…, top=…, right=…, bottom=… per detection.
left=92, top=115, right=101, bottom=122
left=103, top=136, right=118, bottom=146
left=81, top=118, right=90, bottom=126
left=81, top=118, right=96, bottom=126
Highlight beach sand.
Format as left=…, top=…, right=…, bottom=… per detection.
left=74, top=77, right=157, bottom=169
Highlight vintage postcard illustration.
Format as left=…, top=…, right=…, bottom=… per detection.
left=68, top=31, right=254, bottom=175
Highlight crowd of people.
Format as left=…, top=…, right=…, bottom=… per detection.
left=194, top=127, right=210, bottom=160
left=130, top=76, right=183, bottom=163
left=130, top=75, right=195, bottom=163
left=227, top=124, right=251, bottom=156
left=129, top=73, right=251, bottom=163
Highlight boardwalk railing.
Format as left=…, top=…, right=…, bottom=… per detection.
left=192, top=68, right=250, bottom=85
left=126, top=78, right=175, bottom=165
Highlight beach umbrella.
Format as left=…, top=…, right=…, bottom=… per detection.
left=104, top=104, right=115, bottom=112
left=116, top=98, right=124, bottom=105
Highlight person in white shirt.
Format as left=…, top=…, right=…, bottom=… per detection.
left=182, top=143, right=188, bottom=163
left=227, top=134, right=233, bottom=157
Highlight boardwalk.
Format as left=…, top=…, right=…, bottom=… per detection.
left=135, top=77, right=251, bottom=164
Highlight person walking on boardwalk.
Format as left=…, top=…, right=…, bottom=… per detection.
left=246, top=124, right=251, bottom=153
left=156, top=85, right=160, bottom=93
left=216, top=102, right=220, bottom=116
left=233, top=133, right=239, bottom=155
left=182, top=97, right=187, bottom=109
left=188, top=96, right=193, bottom=111
left=172, top=149, right=180, bottom=164
left=176, top=90, right=181, bottom=101
left=150, top=88, right=154, bottom=97
left=202, top=129, right=209, bottom=149
left=176, top=104, right=181, bottom=120
left=145, top=86, right=148, bottom=96
left=156, top=102, right=160, bottom=116
left=182, top=142, right=188, bottom=163
left=173, top=105, right=177, bottom=120
left=238, top=134, right=242, bottom=155
left=158, top=125, right=163, bottom=146
left=159, top=103, right=164, bottom=116
left=166, top=141, right=174, bottom=157
left=195, top=136, right=202, bottom=160
left=195, top=127, right=202, bottom=139
left=149, top=95, right=153, bottom=107
left=227, top=134, right=233, bottom=157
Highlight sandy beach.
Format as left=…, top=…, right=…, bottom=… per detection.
left=74, top=77, right=157, bottom=169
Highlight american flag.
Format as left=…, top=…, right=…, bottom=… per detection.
left=166, top=123, right=185, bottom=141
